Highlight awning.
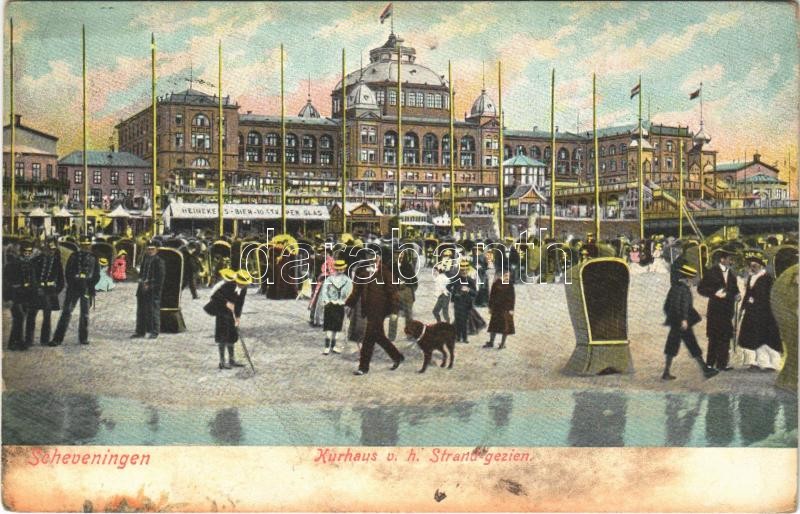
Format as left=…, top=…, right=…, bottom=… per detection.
left=164, top=203, right=330, bottom=221
left=399, top=209, right=430, bottom=226
left=53, top=207, right=74, bottom=218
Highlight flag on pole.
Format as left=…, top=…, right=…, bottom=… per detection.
left=379, top=2, right=393, bottom=24
left=689, top=87, right=701, bottom=100
left=630, top=82, right=640, bottom=99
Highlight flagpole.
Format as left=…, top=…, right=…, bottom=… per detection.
left=593, top=73, right=600, bottom=240
left=498, top=61, right=504, bottom=240
left=82, top=25, right=88, bottom=236
left=341, top=48, right=347, bottom=234
left=449, top=60, right=455, bottom=236
left=9, top=18, right=15, bottom=234
left=549, top=69, right=555, bottom=238
left=280, top=44, right=287, bottom=234
left=396, top=43, right=402, bottom=232
left=678, top=139, right=684, bottom=239
left=638, top=75, right=643, bottom=240
left=217, top=41, right=224, bottom=237
left=151, top=33, right=158, bottom=235
left=699, top=82, right=705, bottom=201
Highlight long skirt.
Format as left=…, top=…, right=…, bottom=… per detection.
left=323, top=303, right=346, bottom=332
left=467, top=308, right=487, bottom=335
left=488, top=310, right=515, bottom=335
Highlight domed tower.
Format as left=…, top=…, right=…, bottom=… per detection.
left=330, top=32, right=449, bottom=120
left=466, top=89, right=497, bottom=123
left=297, top=99, right=320, bottom=118
left=687, top=121, right=717, bottom=190
left=627, top=124, right=654, bottom=181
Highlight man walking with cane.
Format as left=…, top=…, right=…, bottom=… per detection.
left=132, top=240, right=165, bottom=340
left=697, top=245, right=740, bottom=371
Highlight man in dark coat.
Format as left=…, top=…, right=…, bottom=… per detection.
left=472, top=246, right=489, bottom=307
left=29, top=239, right=65, bottom=346
left=5, top=241, right=38, bottom=351
left=388, top=249, right=417, bottom=342
left=132, top=241, right=166, bottom=339
left=661, top=263, right=719, bottom=380
left=448, top=260, right=477, bottom=343
left=345, top=249, right=404, bottom=375
left=50, top=237, right=100, bottom=346
left=181, top=243, right=200, bottom=300
left=737, top=252, right=783, bottom=371
left=483, top=270, right=515, bottom=349
left=697, top=246, right=740, bottom=371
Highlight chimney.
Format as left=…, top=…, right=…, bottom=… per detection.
left=753, top=152, right=760, bottom=163
left=14, top=114, right=21, bottom=126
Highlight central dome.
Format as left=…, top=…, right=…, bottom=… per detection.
left=333, top=33, right=447, bottom=91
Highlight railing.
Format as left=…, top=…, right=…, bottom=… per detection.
left=645, top=203, right=799, bottom=220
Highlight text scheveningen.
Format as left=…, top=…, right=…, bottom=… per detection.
left=27, top=448, right=151, bottom=469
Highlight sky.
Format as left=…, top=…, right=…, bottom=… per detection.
left=3, top=1, right=798, bottom=186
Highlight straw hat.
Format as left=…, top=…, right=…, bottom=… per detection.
left=219, top=268, right=237, bottom=282
left=99, top=257, right=109, bottom=266
left=743, top=250, right=766, bottom=266
left=459, top=259, right=471, bottom=270
left=235, top=269, right=253, bottom=286
left=678, top=263, right=698, bottom=278
left=334, top=259, right=347, bottom=271
left=117, top=249, right=128, bottom=256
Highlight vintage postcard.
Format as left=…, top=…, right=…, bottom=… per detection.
left=2, top=1, right=798, bottom=511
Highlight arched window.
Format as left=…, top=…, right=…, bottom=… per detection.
left=192, top=113, right=210, bottom=127
left=265, top=133, right=279, bottom=147
left=383, top=131, right=397, bottom=165
left=191, top=157, right=210, bottom=168
left=666, top=140, right=674, bottom=152
left=441, top=135, right=451, bottom=165
left=572, top=148, right=582, bottom=161
left=558, top=148, right=569, bottom=160
left=459, top=135, right=475, bottom=167
left=531, top=146, right=541, bottom=159
left=404, top=132, right=419, bottom=165
left=543, top=146, right=552, bottom=160
left=609, top=160, right=616, bottom=171
left=422, top=133, right=438, bottom=165
left=503, top=145, right=512, bottom=160
left=609, top=145, right=616, bottom=156
left=515, top=145, right=527, bottom=156
left=247, top=131, right=261, bottom=146
left=599, top=146, right=606, bottom=157
left=363, top=169, right=376, bottom=178
left=619, top=143, right=627, bottom=154
left=285, top=133, right=298, bottom=164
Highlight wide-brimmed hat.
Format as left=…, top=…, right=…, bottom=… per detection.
left=743, top=250, right=766, bottom=266
left=117, top=249, right=128, bottom=256
left=678, top=263, right=698, bottom=278
left=99, top=257, right=109, bottom=266
left=219, top=268, right=237, bottom=282
left=334, top=259, right=347, bottom=271
left=235, top=269, right=253, bottom=286
left=459, top=259, right=471, bottom=270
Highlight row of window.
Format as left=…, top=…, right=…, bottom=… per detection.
left=68, top=169, right=148, bottom=185
left=242, top=132, right=333, bottom=149
left=8, top=162, right=55, bottom=181
left=71, top=189, right=146, bottom=202
left=333, top=90, right=449, bottom=111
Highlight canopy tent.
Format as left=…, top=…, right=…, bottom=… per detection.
left=106, top=204, right=132, bottom=218
left=27, top=207, right=50, bottom=218
left=53, top=207, right=74, bottom=218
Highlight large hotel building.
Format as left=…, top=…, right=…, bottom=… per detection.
left=114, top=32, right=789, bottom=234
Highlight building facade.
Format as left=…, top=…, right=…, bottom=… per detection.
left=112, top=31, right=788, bottom=228
left=58, top=151, right=152, bottom=210
left=3, top=115, right=66, bottom=217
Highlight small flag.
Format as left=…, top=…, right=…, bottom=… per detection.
left=379, top=2, right=393, bottom=24
left=630, top=83, right=640, bottom=99
left=689, top=88, right=701, bottom=100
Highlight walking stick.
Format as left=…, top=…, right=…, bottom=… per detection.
left=237, top=333, right=256, bottom=374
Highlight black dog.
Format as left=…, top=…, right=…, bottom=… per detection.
left=404, top=320, right=456, bottom=373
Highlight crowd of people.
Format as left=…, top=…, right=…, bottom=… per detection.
left=2, top=228, right=794, bottom=382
